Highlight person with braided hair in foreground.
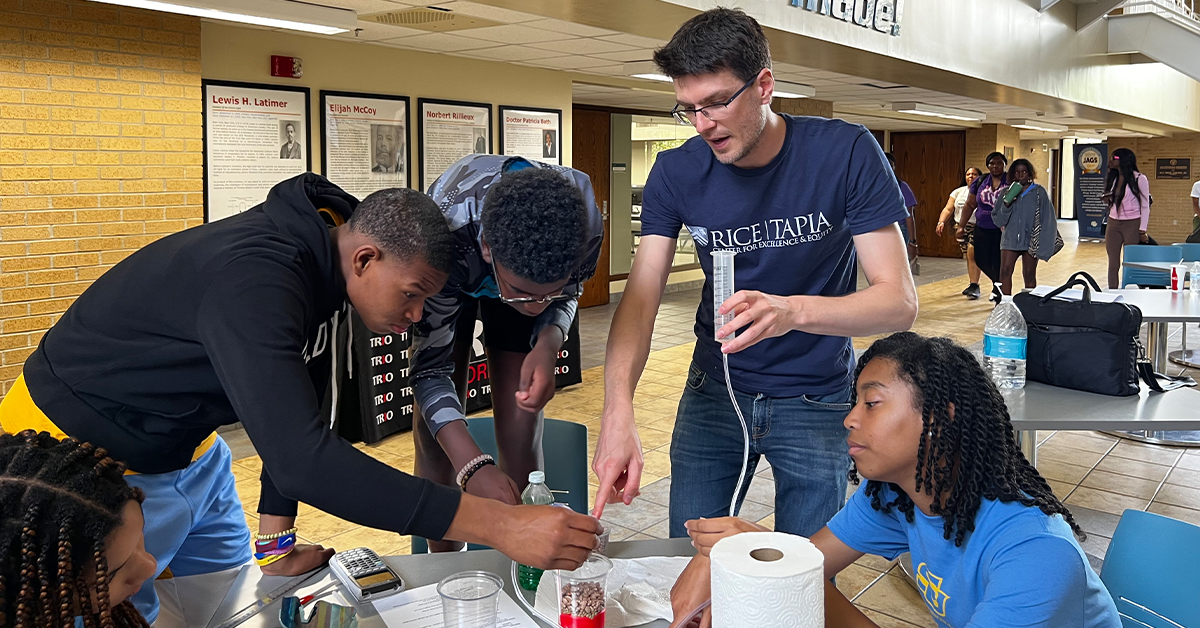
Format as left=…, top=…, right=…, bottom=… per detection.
left=0, top=430, right=157, bottom=628
left=668, top=333, right=1120, bottom=627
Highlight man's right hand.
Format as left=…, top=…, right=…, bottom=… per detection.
left=492, top=504, right=603, bottom=570
left=591, top=402, right=644, bottom=518
left=464, top=464, right=522, bottom=505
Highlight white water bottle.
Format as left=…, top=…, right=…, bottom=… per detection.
left=1191, top=261, right=1200, bottom=294
left=983, top=285, right=1027, bottom=389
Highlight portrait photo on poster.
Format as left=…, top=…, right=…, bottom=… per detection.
left=279, top=120, right=302, bottom=159
left=498, top=105, right=561, bottom=166
left=473, top=127, right=487, bottom=154
left=371, top=124, right=405, bottom=174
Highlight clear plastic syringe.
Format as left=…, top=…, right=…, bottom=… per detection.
left=712, top=250, right=736, bottom=342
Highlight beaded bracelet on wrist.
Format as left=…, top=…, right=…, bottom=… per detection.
left=459, top=458, right=497, bottom=491
left=455, top=454, right=495, bottom=488
left=255, top=527, right=297, bottom=541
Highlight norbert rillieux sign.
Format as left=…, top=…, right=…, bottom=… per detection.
left=788, top=0, right=906, bottom=36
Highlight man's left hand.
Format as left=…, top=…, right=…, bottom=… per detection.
left=516, top=328, right=563, bottom=412
left=716, top=291, right=800, bottom=354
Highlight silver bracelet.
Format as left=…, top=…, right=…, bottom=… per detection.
left=455, top=453, right=495, bottom=488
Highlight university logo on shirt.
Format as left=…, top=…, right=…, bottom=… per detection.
left=915, top=562, right=951, bottom=618
left=697, top=212, right=834, bottom=254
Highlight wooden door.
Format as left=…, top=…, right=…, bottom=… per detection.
left=572, top=107, right=611, bottom=307
left=890, top=131, right=966, bottom=258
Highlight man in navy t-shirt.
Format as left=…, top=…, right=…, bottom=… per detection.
left=591, top=7, right=918, bottom=538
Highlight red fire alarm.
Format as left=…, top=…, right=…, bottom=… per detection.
left=270, top=55, right=303, bottom=79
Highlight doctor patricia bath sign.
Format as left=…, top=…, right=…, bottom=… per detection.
left=787, top=0, right=906, bottom=36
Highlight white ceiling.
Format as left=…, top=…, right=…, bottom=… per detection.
left=251, top=0, right=1129, bottom=134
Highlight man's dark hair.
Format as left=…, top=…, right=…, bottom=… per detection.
left=884, top=152, right=896, bottom=166
left=653, top=7, right=771, bottom=82
left=851, top=333, right=1083, bottom=547
left=482, top=168, right=588, bottom=284
left=348, top=188, right=454, bottom=274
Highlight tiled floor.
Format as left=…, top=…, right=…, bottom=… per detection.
left=227, top=228, right=1200, bottom=627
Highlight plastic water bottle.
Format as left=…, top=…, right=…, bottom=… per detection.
left=517, top=471, right=555, bottom=590
left=983, top=285, right=1027, bottom=389
left=1191, top=261, right=1200, bottom=295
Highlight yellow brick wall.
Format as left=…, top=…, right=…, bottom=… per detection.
left=0, top=0, right=203, bottom=395
left=773, top=97, right=834, bottom=118
left=1110, top=134, right=1200, bottom=245
left=965, top=125, right=997, bottom=173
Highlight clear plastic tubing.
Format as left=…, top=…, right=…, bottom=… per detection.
left=713, top=250, right=736, bottom=342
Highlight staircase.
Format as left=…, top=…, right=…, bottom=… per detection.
left=1107, top=0, right=1200, bottom=83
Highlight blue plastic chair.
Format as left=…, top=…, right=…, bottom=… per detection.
left=1121, top=245, right=1183, bottom=288
left=410, top=417, right=589, bottom=554
left=1171, top=243, right=1200, bottom=262
left=1100, top=509, right=1200, bottom=628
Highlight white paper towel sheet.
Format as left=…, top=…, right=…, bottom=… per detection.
left=533, top=556, right=691, bottom=627
left=710, top=532, right=824, bottom=628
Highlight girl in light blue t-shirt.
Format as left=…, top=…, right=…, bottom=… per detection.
left=671, top=333, right=1120, bottom=628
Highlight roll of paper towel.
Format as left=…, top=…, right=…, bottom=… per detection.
left=710, top=531, right=824, bottom=628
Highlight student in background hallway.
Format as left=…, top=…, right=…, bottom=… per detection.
left=1102, top=148, right=1150, bottom=289
left=938, top=167, right=983, bottom=299
left=992, top=159, right=1060, bottom=295
left=886, top=152, right=919, bottom=270
left=961, top=152, right=1008, bottom=302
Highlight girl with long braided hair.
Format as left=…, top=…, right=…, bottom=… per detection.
left=668, top=333, right=1120, bottom=628
left=0, top=430, right=157, bottom=628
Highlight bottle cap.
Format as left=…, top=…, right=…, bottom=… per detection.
left=528, top=471, right=545, bottom=484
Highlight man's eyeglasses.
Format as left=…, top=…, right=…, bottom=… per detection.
left=490, top=260, right=573, bottom=305
left=671, top=73, right=760, bottom=126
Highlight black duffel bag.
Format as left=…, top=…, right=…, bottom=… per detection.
left=1013, top=271, right=1194, bottom=396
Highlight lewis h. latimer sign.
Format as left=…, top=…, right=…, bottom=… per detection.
left=788, top=0, right=906, bottom=36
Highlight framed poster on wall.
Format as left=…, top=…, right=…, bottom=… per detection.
left=320, top=91, right=412, bottom=195
left=499, top=105, right=562, bottom=166
left=417, top=98, right=491, bottom=191
left=202, top=80, right=310, bottom=222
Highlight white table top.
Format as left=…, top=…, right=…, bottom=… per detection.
left=1106, top=289, right=1200, bottom=322
left=208, top=538, right=695, bottom=628
left=1004, top=380, right=1200, bottom=431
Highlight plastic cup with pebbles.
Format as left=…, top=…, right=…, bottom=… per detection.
left=555, top=554, right=612, bottom=628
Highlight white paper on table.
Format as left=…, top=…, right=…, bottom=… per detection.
left=1029, top=286, right=1124, bottom=303
left=373, top=582, right=539, bottom=628
left=534, top=557, right=691, bottom=628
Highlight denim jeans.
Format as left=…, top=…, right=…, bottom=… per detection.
left=668, top=362, right=852, bottom=538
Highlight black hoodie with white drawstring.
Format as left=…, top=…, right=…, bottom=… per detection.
left=21, top=173, right=461, bottom=539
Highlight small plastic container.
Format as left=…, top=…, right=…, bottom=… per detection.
left=556, top=554, right=611, bottom=628
left=438, top=571, right=503, bottom=628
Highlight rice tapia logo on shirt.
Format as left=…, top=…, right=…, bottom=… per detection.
left=915, top=562, right=950, bottom=618
left=703, top=212, right=834, bottom=254
left=686, top=225, right=709, bottom=247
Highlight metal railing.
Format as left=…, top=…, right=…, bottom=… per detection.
left=1121, top=0, right=1200, bottom=33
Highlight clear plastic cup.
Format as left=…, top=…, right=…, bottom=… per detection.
left=556, top=554, right=612, bottom=628
left=437, top=571, right=503, bottom=628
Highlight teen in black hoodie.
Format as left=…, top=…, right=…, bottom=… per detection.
left=0, top=174, right=601, bottom=622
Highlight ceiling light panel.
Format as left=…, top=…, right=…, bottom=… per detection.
left=88, top=0, right=356, bottom=34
